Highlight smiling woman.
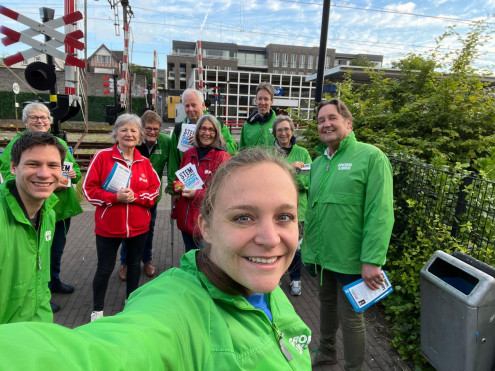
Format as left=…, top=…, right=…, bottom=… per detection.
left=0, top=148, right=312, bottom=370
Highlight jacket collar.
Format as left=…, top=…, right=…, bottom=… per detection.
left=247, top=109, right=276, bottom=125
left=111, top=143, right=145, bottom=163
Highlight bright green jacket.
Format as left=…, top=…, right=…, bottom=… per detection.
left=0, top=131, right=82, bottom=221
left=239, top=110, right=277, bottom=150
left=167, top=117, right=237, bottom=194
left=140, top=132, right=170, bottom=203
left=0, top=179, right=57, bottom=324
left=281, top=143, right=312, bottom=222
left=0, top=250, right=311, bottom=370
left=302, top=132, right=394, bottom=274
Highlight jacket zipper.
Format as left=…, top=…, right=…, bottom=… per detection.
left=272, top=323, right=294, bottom=362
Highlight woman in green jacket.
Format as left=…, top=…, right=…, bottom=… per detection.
left=0, top=148, right=311, bottom=370
left=272, top=115, right=312, bottom=297
left=0, top=103, right=83, bottom=312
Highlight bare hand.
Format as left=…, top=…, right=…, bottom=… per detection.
left=291, top=161, right=305, bottom=170
left=117, top=188, right=135, bottom=204
left=67, top=170, right=77, bottom=179
left=188, top=136, right=194, bottom=145
left=362, top=263, right=384, bottom=290
left=171, top=194, right=180, bottom=208
left=182, top=189, right=196, bottom=198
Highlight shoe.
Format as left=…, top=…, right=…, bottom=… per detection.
left=290, top=280, right=302, bottom=296
left=90, top=311, right=104, bottom=322
left=50, top=301, right=61, bottom=313
left=118, top=265, right=127, bottom=281
left=143, top=261, right=156, bottom=277
left=311, top=348, right=338, bottom=367
left=50, top=282, right=74, bottom=294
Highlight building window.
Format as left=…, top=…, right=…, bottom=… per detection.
left=273, top=52, right=279, bottom=67
left=325, top=56, right=330, bottom=69
left=291, top=54, right=297, bottom=68
left=307, top=55, right=314, bottom=69
left=97, top=55, right=111, bottom=64
left=282, top=53, right=288, bottom=67
left=299, top=55, right=305, bottom=68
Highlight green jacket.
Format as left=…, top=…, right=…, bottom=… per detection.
left=302, top=132, right=394, bottom=274
left=167, top=118, right=237, bottom=194
left=284, top=144, right=312, bottom=222
left=0, top=250, right=311, bottom=370
left=239, top=110, right=277, bottom=150
left=141, top=133, right=170, bottom=203
left=0, top=179, right=58, bottom=324
left=0, top=131, right=83, bottom=222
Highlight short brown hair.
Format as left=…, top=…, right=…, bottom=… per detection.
left=256, top=82, right=274, bottom=100
left=316, top=99, right=354, bottom=121
left=141, top=110, right=162, bottom=126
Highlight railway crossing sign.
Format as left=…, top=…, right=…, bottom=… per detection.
left=0, top=5, right=85, bottom=68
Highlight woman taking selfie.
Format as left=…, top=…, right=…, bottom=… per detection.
left=0, top=148, right=311, bottom=370
left=171, top=114, right=231, bottom=252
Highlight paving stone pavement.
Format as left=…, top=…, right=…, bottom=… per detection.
left=52, top=198, right=412, bottom=370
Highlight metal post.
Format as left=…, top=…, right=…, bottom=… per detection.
left=315, top=0, right=331, bottom=105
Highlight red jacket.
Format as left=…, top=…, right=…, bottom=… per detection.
left=171, top=147, right=231, bottom=237
left=83, top=144, right=161, bottom=238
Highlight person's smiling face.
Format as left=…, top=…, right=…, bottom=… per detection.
left=275, top=120, right=293, bottom=148
left=317, top=103, right=352, bottom=152
left=198, top=120, right=216, bottom=147
left=200, top=162, right=299, bottom=295
left=255, top=89, right=274, bottom=116
left=26, top=110, right=51, bottom=132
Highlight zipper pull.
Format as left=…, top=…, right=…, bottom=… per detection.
left=38, top=256, right=42, bottom=270
left=326, top=161, right=330, bottom=171
left=278, top=332, right=294, bottom=362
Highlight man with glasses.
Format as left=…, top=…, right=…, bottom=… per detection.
left=118, top=110, right=170, bottom=280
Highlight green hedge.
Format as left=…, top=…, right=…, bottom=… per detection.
left=0, top=91, right=147, bottom=122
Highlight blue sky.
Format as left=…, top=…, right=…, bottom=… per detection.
left=1, top=0, right=494, bottom=72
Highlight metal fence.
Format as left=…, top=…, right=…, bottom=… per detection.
left=389, top=157, right=495, bottom=264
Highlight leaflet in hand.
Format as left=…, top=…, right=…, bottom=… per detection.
left=296, top=163, right=311, bottom=175
left=175, top=163, right=204, bottom=190
left=343, top=270, right=393, bottom=312
left=60, top=161, right=73, bottom=187
left=102, top=162, right=131, bottom=194
left=177, top=124, right=196, bottom=152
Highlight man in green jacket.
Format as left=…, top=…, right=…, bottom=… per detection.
left=119, top=110, right=170, bottom=280
left=0, top=131, right=65, bottom=324
left=302, top=99, right=394, bottom=370
left=167, top=88, right=237, bottom=206
left=239, top=81, right=277, bottom=150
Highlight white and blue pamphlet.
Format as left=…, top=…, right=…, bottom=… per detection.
left=61, top=161, right=73, bottom=187
left=175, top=163, right=204, bottom=190
left=296, top=163, right=311, bottom=175
left=343, top=270, right=393, bottom=312
left=177, top=124, right=196, bottom=152
left=102, top=162, right=131, bottom=193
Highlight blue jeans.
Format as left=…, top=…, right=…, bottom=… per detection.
left=181, top=231, right=200, bottom=252
left=120, top=204, right=157, bottom=265
left=49, top=218, right=71, bottom=288
left=93, top=233, right=147, bottom=311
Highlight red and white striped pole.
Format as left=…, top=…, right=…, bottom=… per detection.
left=120, top=22, right=130, bottom=108
left=64, top=0, right=77, bottom=97
left=197, top=40, right=203, bottom=92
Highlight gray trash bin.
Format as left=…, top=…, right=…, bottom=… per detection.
left=420, top=250, right=495, bottom=371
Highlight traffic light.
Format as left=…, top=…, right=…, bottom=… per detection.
left=105, top=104, right=123, bottom=125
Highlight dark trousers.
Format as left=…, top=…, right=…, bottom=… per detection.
left=287, top=222, right=304, bottom=281
left=93, top=233, right=147, bottom=311
left=120, top=204, right=157, bottom=265
left=49, top=218, right=71, bottom=288
left=181, top=231, right=200, bottom=252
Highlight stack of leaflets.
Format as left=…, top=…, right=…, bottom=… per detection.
left=343, top=270, right=393, bottom=312
left=102, top=162, right=132, bottom=193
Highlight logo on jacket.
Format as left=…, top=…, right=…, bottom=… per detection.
left=289, top=334, right=311, bottom=355
left=338, top=163, right=352, bottom=170
left=139, top=173, right=148, bottom=183
left=154, top=150, right=162, bottom=155
left=45, top=231, right=52, bottom=242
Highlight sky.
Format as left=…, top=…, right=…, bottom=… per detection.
left=1, top=0, right=494, bottom=73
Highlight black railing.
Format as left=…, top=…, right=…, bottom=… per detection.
left=389, top=157, right=495, bottom=264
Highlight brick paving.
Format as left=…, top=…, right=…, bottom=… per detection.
left=53, top=196, right=412, bottom=370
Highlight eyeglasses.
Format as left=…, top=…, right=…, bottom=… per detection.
left=276, top=127, right=292, bottom=133
left=145, top=128, right=160, bottom=132
left=199, top=127, right=216, bottom=134
left=28, top=115, right=49, bottom=122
